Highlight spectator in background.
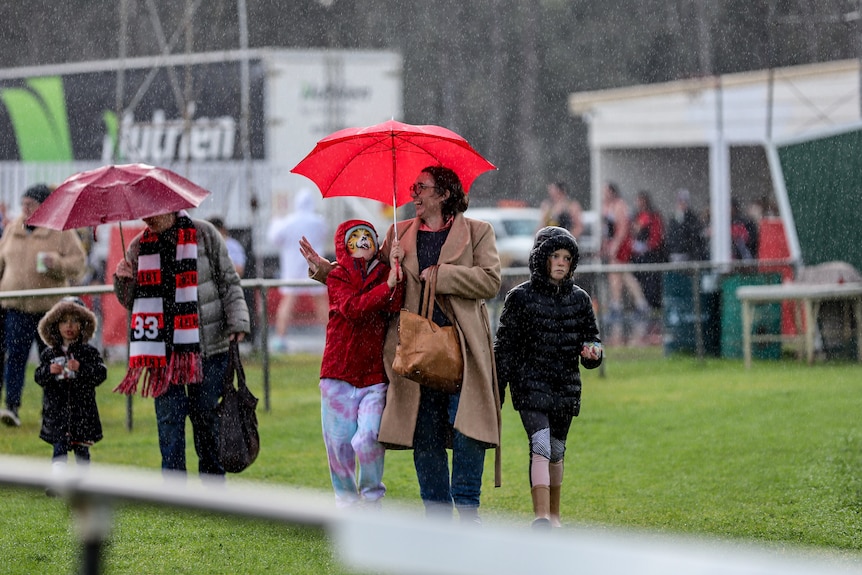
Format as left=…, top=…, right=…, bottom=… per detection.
left=267, top=189, right=329, bottom=353
left=0, top=203, right=6, bottom=399
left=209, top=217, right=247, bottom=277
left=0, top=184, right=87, bottom=427
left=666, top=189, right=707, bottom=262
left=731, top=198, right=759, bottom=261
left=600, top=182, right=650, bottom=344
left=630, top=190, right=666, bottom=310
left=539, top=181, right=584, bottom=240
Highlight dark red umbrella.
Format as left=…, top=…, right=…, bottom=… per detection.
left=290, top=120, right=496, bottom=225
left=26, top=163, right=211, bottom=253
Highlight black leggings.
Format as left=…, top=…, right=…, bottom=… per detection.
left=519, top=409, right=572, bottom=462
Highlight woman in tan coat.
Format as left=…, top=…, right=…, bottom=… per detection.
left=302, top=165, right=501, bottom=523
left=0, top=184, right=87, bottom=427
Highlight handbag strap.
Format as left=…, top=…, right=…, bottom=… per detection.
left=420, top=265, right=439, bottom=320
left=230, top=339, right=247, bottom=390
left=222, top=340, right=246, bottom=393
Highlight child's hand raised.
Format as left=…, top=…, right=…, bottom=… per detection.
left=299, top=236, right=324, bottom=274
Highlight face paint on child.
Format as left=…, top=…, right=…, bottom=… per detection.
left=346, top=227, right=378, bottom=260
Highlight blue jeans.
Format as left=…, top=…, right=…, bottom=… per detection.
left=3, top=309, right=46, bottom=409
left=412, top=387, right=486, bottom=509
left=154, top=351, right=228, bottom=476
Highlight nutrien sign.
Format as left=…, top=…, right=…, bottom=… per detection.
left=0, top=60, right=265, bottom=163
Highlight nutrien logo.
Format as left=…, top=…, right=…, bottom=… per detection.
left=0, top=75, right=237, bottom=163
left=101, top=103, right=237, bottom=163
left=0, top=76, right=73, bottom=161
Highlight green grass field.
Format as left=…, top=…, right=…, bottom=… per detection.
left=3, top=348, right=862, bottom=573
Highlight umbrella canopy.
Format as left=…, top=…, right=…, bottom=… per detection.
left=26, top=163, right=211, bottom=231
left=290, top=120, right=496, bottom=209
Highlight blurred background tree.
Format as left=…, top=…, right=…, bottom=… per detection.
left=0, top=0, right=857, bottom=207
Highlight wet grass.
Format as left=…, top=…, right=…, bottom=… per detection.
left=3, top=348, right=862, bottom=572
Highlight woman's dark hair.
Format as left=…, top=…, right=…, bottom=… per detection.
left=637, top=190, right=655, bottom=212
left=422, top=165, right=468, bottom=216
left=551, top=181, right=569, bottom=196
left=605, top=181, right=620, bottom=198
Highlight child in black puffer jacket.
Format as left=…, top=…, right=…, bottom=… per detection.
left=494, top=226, right=603, bottom=529
left=35, top=297, right=107, bottom=481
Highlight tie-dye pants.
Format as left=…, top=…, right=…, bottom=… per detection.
left=319, top=378, right=388, bottom=507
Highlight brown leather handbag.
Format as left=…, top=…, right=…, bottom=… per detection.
left=392, top=265, right=464, bottom=394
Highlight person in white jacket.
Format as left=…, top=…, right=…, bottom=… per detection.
left=267, top=189, right=329, bottom=352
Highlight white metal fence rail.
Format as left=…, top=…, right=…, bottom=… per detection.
left=0, top=455, right=857, bottom=575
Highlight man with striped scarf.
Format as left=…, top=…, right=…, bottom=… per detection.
left=114, top=210, right=250, bottom=480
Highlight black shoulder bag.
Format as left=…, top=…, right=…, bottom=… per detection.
left=217, top=340, right=260, bottom=473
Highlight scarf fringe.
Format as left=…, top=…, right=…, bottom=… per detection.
left=114, top=352, right=202, bottom=398
left=167, top=351, right=203, bottom=386
left=114, top=366, right=169, bottom=397
left=113, top=367, right=144, bottom=396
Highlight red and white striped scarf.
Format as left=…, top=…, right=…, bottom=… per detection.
left=114, top=213, right=202, bottom=397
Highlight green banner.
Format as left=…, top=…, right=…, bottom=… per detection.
left=777, top=129, right=862, bottom=273
left=0, top=76, right=72, bottom=161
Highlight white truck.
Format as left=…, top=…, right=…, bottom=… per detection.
left=0, top=48, right=403, bottom=260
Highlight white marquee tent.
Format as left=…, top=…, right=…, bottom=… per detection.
left=568, top=59, right=861, bottom=264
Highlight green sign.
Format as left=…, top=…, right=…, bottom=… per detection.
left=0, top=76, right=73, bottom=161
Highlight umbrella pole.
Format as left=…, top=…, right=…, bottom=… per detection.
left=118, top=222, right=127, bottom=259
left=391, top=137, right=399, bottom=241
left=392, top=190, right=398, bottom=240
left=390, top=140, right=402, bottom=277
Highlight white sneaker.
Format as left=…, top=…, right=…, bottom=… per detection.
left=46, top=460, right=68, bottom=498
left=0, top=408, right=20, bottom=427
left=269, top=337, right=289, bottom=354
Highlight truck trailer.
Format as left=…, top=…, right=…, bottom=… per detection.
left=0, top=48, right=403, bottom=262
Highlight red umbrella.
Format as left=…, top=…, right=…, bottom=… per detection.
left=26, top=163, right=211, bottom=254
left=290, top=120, right=496, bottom=226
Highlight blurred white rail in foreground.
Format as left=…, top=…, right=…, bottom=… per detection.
left=1, top=455, right=860, bottom=575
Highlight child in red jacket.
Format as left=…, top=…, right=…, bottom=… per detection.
left=319, top=220, right=403, bottom=508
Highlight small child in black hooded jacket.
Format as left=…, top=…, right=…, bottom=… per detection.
left=35, top=297, right=107, bottom=476
left=494, top=226, right=602, bottom=529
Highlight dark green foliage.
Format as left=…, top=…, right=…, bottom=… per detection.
left=0, top=1, right=857, bottom=207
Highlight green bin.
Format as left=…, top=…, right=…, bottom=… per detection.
left=662, top=271, right=721, bottom=356
left=720, top=273, right=782, bottom=359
